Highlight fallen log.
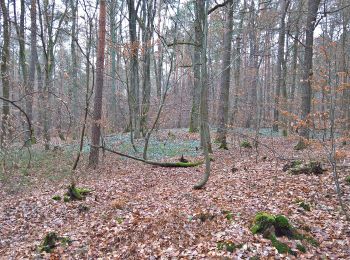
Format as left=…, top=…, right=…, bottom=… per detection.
left=93, top=145, right=204, bottom=167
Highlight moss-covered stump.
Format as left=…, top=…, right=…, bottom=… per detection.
left=38, top=232, right=71, bottom=253
left=283, top=160, right=324, bottom=175
left=251, top=212, right=318, bottom=255
left=66, top=184, right=91, bottom=201
left=251, top=212, right=294, bottom=238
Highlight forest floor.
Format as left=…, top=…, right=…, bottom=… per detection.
left=0, top=129, right=350, bottom=259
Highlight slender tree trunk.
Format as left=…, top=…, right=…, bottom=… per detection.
left=70, top=0, right=79, bottom=137
left=273, top=0, right=290, bottom=132
left=0, top=0, right=10, bottom=146
left=189, top=2, right=202, bottom=133
left=231, top=0, right=246, bottom=124
left=127, top=0, right=141, bottom=138
left=109, top=0, right=118, bottom=130
left=299, top=0, right=321, bottom=140
left=194, top=0, right=211, bottom=189
left=216, top=0, right=234, bottom=149
left=89, top=0, right=106, bottom=168
left=245, top=0, right=259, bottom=129
left=28, top=0, right=38, bottom=138
left=141, top=0, right=155, bottom=135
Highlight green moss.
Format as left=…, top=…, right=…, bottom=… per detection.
left=275, top=215, right=290, bottom=228
left=224, top=211, right=233, bottom=221
left=174, top=161, right=203, bottom=167
left=219, top=142, right=228, bottom=150
left=287, top=161, right=324, bottom=175
left=293, top=233, right=319, bottom=247
left=76, top=187, right=91, bottom=196
left=240, top=140, right=252, bottom=148
left=60, top=236, right=72, bottom=246
left=251, top=212, right=275, bottom=234
left=297, top=243, right=306, bottom=253
left=275, top=215, right=295, bottom=237
left=66, top=184, right=92, bottom=200
left=304, top=236, right=319, bottom=247
left=294, top=140, right=308, bottom=151
left=39, top=232, right=59, bottom=253
left=116, top=217, right=124, bottom=224
left=38, top=232, right=71, bottom=253
left=63, top=196, right=71, bottom=202
left=78, top=204, right=90, bottom=213
left=52, top=195, right=62, bottom=201
left=282, top=129, right=288, bottom=137
left=345, top=176, right=350, bottom=184
left=269, top=235, right=289, bottom=254
left=217, top=241, right=242, bottom=253
left=298, top=201, right=311, bottom=211
left=283, top=160, right=303, bottom=172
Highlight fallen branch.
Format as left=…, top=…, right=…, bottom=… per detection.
left=92, top=145, right=203, bottom=167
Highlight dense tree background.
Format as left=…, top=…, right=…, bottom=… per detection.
left=0, top=0, right=349, bottom=158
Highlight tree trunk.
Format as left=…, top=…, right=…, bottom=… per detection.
left=299, top=0, right=321, bottom=140
left=70, top=0, right=79, bottom=137
left=0, top=0, right=10, bottom=146
left=194, top=0, right=211, bottom=189
left=109, top=0, right=118, bottom=130
left=127, top=0, right=141, bottom=138
left=216, top=0, right=234, bottom=149
left=141, top=0, right=155, bottom=135
left=273, top=0, right=290, bottom=132
left=245, top=0, right=259, bottom=129
left=231, top=0, right=246, bottom=125
left=28, top=0, right=38, bottom=138
left=89, top=0, right=107, bottom=168
left=189, top=1, right=202, bottom=133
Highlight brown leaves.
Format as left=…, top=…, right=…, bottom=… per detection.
left=0, top=133, right=350, bottom=258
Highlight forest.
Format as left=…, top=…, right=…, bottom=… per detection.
left=0, top=0, right=350, bottom=258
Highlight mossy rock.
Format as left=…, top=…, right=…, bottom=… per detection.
left=240, top=140, right=252, bottom=148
